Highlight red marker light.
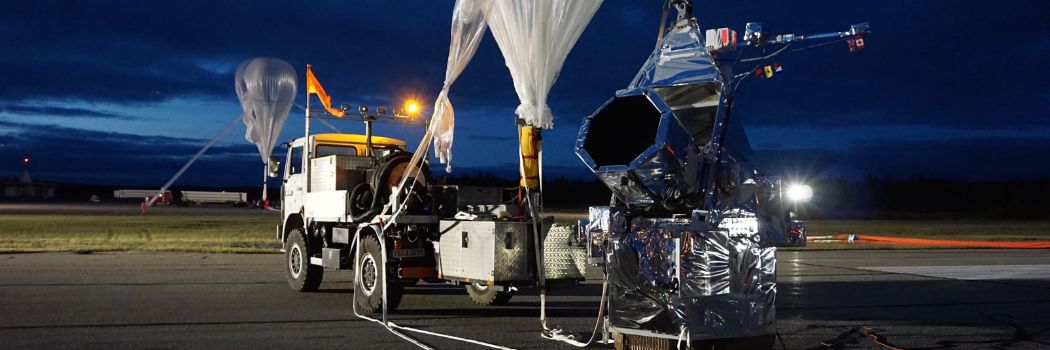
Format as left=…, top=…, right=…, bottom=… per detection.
left=22, top=156, right=29, bottom=165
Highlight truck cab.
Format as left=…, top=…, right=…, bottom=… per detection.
left=280, top=133, right=408, bottom=226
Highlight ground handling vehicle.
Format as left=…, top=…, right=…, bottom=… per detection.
left=272, top=103, right=585, bottom=313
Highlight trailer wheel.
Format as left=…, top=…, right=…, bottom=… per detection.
left=465, top=283, right=513, bottom=306
left=354, top=234, right=403, bottom=314
left=285, top=229, right=323, bottom=292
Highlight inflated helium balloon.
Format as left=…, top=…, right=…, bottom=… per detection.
left=235, top=58, right=297, bottom=163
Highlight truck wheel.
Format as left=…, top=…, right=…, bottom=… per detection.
left=285, top=229, right=323, bottom=292
left=354, top=234, right=403, bottom=314
left=465, top=283, right=513, bottom=306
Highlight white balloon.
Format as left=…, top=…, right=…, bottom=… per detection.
left=235, top=57, right=297, bottom=162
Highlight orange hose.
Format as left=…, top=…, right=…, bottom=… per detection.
left=833, top=234, right=1050, bottom=249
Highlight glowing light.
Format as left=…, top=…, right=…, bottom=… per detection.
left=786, top=183, right=813, bottom=202
left=405, top=100, right=420, bottom=115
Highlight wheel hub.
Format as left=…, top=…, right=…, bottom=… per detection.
left=288, top=244, right=302, bottom=278
left=361, top=254, right=378, bottom=296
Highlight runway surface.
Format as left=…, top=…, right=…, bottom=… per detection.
left=1, top=249, right=1048, bottom=349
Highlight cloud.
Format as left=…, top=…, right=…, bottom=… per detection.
left=0, top=104, right=135, bottom=120
left=2, top=1, right=1050, bottom=184
left=0, top=120, right=261, bottom=186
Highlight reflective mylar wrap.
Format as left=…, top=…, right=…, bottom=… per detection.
left=628, top=18, right=720, bottom=89
left=587, top=206, right=627, bottom=234
left=607, top=217, right=776, bottom=339
left=717, top=177, right=806, bottom=247
left=575, top=18, right=724, bottom=212
left=576, top=88, right=712, bottom=211
left=586, top=206, right=626, bottom=266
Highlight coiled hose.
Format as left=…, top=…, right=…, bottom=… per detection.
left=349, top=152, right=429, bottom=223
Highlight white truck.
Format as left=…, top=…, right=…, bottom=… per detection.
left=273, top=110, right=584, bottom=314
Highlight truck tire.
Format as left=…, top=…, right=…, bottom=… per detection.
left=465, top=283, right=513, bottom=306
left=354, top=234, right=403, bottom=314
left=285, top=229, right=323, bottom=292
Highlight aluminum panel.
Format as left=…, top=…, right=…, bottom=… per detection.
left=462, top=221, right=496, bottom=281
left=310, top=155, right=370, bottom=192
left=543, top=224, right=586, bottom=280
left=303, top=190, right=347, bottom=220
left=438, top=220, right=464, bottom=278
left=494, top=222, right=531, bottom=281
left=438, top=220, right=532, bottom=282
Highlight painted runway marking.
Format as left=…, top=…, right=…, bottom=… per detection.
left=859, top=265, right=1050, bottom=281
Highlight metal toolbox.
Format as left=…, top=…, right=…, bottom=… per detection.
left=309, top=155, right=370, bottom=192
left=437, top=220, right=531, bottom=283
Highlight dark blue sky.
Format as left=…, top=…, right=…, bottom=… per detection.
left=1, top=1, right=1048, bottom=186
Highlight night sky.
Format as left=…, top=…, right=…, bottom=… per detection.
left=1, top=1, right=1048, bottom=187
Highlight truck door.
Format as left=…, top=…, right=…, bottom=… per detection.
left=283, top=142, right=305, bottom=218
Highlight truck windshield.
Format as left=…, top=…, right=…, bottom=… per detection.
left=315, top=145, right=358, bottom=157
left=315, top=145, right=401, bottom=158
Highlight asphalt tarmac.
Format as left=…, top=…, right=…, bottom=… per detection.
left=1, top=249, right=1048, bottom=349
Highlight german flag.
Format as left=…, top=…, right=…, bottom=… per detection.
left=306, top=65, right=344, bottom=117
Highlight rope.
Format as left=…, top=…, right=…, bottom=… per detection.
left=351, top=225, right=518, bottom=350
left=346, top=116, right=609, bottom=350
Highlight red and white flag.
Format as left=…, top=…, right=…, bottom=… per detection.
left=848, top=35, right=865, bottom=52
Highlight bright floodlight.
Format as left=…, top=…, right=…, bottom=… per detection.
left=405, top=100, right=420, bottom=115
left=786, top=183, right=813, bottom=202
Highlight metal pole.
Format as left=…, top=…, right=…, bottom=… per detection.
left=304, top=65, right=311, bottom=194
left=365, top=118, right=374, bottom=157
left=262, top=164, right=268, bottom=203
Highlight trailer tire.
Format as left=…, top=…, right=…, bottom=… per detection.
left=354, top=234, right=403, bottom=314
left=285, top=229, right=323, bottom=292
left=465, top=283, right=513, bottom=306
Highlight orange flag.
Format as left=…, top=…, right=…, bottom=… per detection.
left=305, top=65, right=345, bottom=117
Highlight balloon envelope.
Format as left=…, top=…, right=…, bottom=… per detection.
left=235, top=57, right=297, bottom=162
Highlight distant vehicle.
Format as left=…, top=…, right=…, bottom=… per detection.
left=179, top=190, right=248, bottom=206
left=114, top=189, right=171, bottom=205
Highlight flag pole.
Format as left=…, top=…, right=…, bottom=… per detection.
left=304, top=65, right=311, bottom=195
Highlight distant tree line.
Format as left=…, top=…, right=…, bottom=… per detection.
left=435, top=174, right=1050, bottom=220
left=804, top=177, right=1050, bottom=220
left=32, top=175, right=1050, bottom=220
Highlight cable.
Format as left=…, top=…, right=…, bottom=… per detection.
left=351, top=225, right=518, bottom=350
left=351, top=231, right=435, bottom=350
left=350, top=113, right=609, bottom=350
left=344, top=120, right=525, bottom=350
left=539, top=275, right=610, bottom=347
left=148, top=114, right=242, bottom=207
left=515, top=123, right=611, bottom=348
